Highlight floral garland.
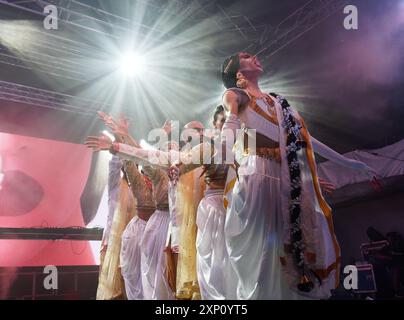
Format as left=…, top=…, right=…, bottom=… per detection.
left=270, top=93, right=315, bottom=293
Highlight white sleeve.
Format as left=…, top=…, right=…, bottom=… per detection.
left=220, top=113, right=241, bottom=162
left=311, top=137, right=369, bottom=171
left=112, top=143, right=171, bottom=168
left=102, top=156, right=121, bottom=246
left=293, top=108, right=372, bottom=173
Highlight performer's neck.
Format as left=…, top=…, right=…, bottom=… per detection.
left=244, top=77, right=263, bottom=97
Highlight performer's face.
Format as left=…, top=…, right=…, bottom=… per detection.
left=238, top=52, right=263, bottom=75
left=214, top=112, right=226, bottom=130
left=181, top=128, right=203, bottom=147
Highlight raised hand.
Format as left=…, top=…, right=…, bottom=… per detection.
left=97, top=111, right=115, bottom=127
left=364, top=164, right=379, bottom=180
left=162, top=120, right=173, bottom=135
left=349, top=159, right=378, bottom=180
left=84, top=133, right=113, bottom=152
left=115, top=116, right=130, bottom=137
left=318, top=178, right=336, bottom=195
left=98, top=111, right=130, bottom=139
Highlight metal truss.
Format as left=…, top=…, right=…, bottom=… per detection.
left=1, top=0, right=165, bottom=38
left=0, top=0, right=347, bottom=78
left=0, top=0, right=349, bottom=113
left=250, top=0, right=349, bottom=60
left=0, top=80, right=113, bottom=115
left=0, top=0, right=227, bottom=49
left=0, top=0, right=234, bottom=80
left=0, top=44, right=89, bottom=82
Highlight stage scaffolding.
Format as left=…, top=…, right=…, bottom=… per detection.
left=0, top=0, right=347, bottom=112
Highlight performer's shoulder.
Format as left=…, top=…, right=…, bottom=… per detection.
left=222, top=87, right=250, bottom=109
left=222, top=87, right=249, bottom=99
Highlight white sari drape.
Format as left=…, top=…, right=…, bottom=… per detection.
left=196, top=189, right=237, bottom=300
left=120, top=216, right=147, bottom=300
left=140, top=209, right=174, bottom=300
left=225, top=155, right=305, bottom=299
left=224, top=98, right=340, bottom=300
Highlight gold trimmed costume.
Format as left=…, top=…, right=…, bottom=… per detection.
left=120, top=160, right=155, bottom=300
left=175, top=167, right=205, bottom=300
left=97, top=176, right=136, bottom=300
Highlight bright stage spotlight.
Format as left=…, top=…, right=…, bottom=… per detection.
left=118, top=52, right=146, bottom=77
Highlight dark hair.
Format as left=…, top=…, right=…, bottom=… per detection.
left=221, top=54, right=240, bottom=89
left=213, top=105, right=224, bottom=122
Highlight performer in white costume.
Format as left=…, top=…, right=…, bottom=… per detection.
left=94, top=112, right=154, bottom=300
left=220, top=52, right=377, bottom=300
left=120, top=160, right=155, bottom=300
left=139, top=165, right=174, bottom=300
left=86, top=122, right=214, bottom=299
left=96, top=155, right=125, bottom=300
left=100, top=155, right=122, bottom=255
left=174, top=116, right=264, bottom=300
left=193, top=106, right=237, bottom=300
left=87, top=115, right=174, bottom=300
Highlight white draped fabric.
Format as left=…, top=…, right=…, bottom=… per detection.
left=225, top=155, right=305, bottom=300
left=275, top=102, right=339, bottom=300
left=196, top=189, right=237, bottom=300
left=223, top=95, right=340, bottom=300
left=102, top=155, right=122, bottom=247
left=318, top=139, right=404, bottom=188
left=168, top=181, right=180, bottom=252
left=120, top=216, right=147, bottom=300
left=140, top=209, right=174, bottom=300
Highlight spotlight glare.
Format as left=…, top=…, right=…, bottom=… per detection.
left=119, top=52, right=146, bottom=77
left=102, top=130, right=115, bottom=142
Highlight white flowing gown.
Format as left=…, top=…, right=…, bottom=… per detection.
left=140, top=209, right=174, bottom=300
left=225, top=155, right=305, bottom=300
left=222, top=90, right=350, bottom=300
left=196, top=189, right=237, bottom=300
left=120, top=216, right=147, bottom=300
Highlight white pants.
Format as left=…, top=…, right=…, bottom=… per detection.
left=140, top=209, right=174, bottom=300
left=196, top=189, right=237, bottom=300
left=225, top=156, right=307, bottom=300
left=120, top=216, right=147, bottom=300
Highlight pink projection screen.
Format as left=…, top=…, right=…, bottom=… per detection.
left=0, top=132, right=96, bottom=266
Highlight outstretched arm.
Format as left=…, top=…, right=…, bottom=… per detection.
left=294, top=110, right=377, bottom=178
left=84, top=130, right=171, bottom=168
left=311, top=137, right=376, bottom=177
left=111, top=142, right=171, bottom=168
left=85, top=133, right=213, bottom=170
